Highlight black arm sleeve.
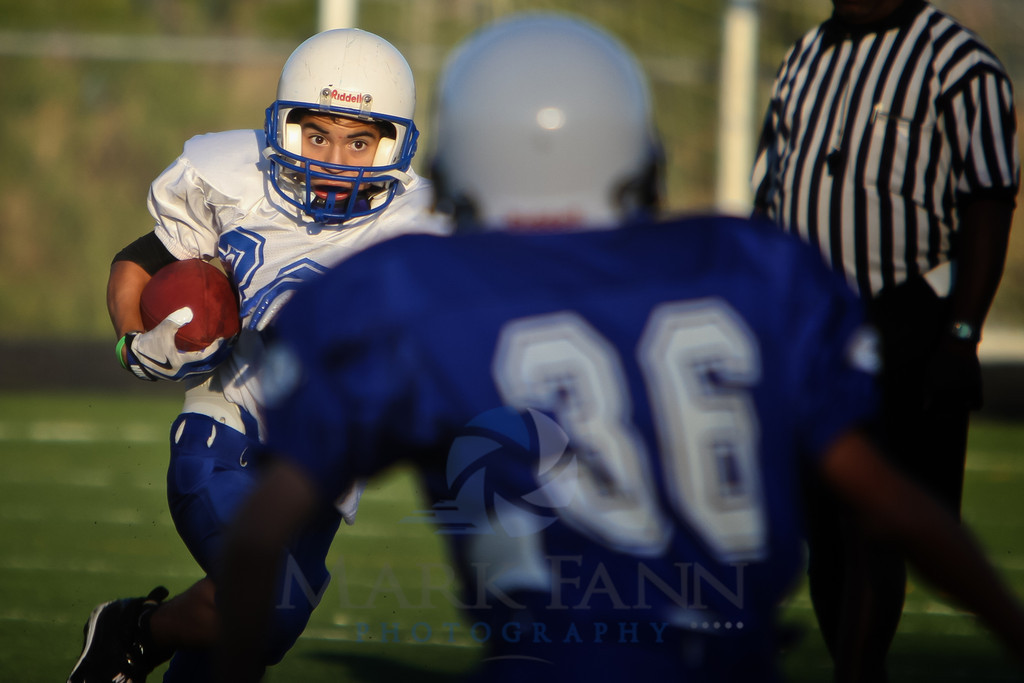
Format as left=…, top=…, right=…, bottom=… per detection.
left=112, top=232, right=179, bottom=275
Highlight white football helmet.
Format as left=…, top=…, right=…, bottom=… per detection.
left=431, top=14, right=662, bottom=231
left=265, top=28, right=418, bottom=224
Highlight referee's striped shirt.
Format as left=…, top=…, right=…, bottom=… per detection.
left=752, top=0, right=1019, bottom=298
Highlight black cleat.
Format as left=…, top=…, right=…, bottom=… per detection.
left=68, top=586, right=172, bottom=683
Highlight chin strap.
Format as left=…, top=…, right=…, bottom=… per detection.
left=373, top=167, right=414, bottom=186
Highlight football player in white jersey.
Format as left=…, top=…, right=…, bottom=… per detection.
left=67, top=28, right=449, bottom=683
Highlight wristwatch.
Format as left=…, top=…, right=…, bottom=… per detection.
left=949, top=320, right=980, bottom=343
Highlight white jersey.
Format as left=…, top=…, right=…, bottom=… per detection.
left=149, top=128, right=450, bottom=439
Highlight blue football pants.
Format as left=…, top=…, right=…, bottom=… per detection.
left=163, top=412, right=341, bottom=681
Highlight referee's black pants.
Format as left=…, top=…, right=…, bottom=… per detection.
left=804, top=275, right=975, bottom=680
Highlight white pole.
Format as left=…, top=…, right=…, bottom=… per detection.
left=318, top=0, right=359, bottom=31
left=715, top=0, right=760, bottom=216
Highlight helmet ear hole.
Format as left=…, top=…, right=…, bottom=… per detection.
left=284, top=122, right=303, bottom=155
left=373, top=137, right=396, bottom=167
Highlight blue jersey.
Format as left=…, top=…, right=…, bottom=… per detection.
left=260, top=215, right=879, bottom=681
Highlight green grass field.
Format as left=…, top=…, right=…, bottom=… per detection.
left=1, top=392, right=1021, bottom=681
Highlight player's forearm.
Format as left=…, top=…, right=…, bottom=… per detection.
left=947, top=198, right=1014, bottom=330
left=107, top=260, right=151, bottom=339
left=218, top=460, right=320, bottom=682
left=822, top=431, right=1024, bottom=663
left=217, top=528, right=279, bottom=683
left=895, top=484, right=1024, bottom=663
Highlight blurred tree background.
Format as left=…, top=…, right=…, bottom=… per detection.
left=0, top=0, right=1021, bottom=340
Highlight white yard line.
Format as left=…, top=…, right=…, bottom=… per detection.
left=0, top=421, right=164, bottom=444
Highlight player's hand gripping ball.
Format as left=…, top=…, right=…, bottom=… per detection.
left=140, top=259, right=240, bottom=351
left=122, top=259, right=240, bottom=382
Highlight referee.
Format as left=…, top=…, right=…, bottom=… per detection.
left=752, top=0, right=1019, bottom=680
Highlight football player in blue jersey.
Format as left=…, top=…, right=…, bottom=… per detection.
left=218, top=12, right=1024, bottom=682
left=67, top=28, right=449, bottom=683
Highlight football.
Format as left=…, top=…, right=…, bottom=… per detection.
left=140, top=259, right=240, bottom=351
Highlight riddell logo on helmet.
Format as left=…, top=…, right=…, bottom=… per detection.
left=327, top=89, right=371, bottom=105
